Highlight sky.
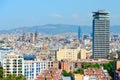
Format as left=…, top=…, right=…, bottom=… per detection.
left=0, top=0, right=120, bottom=30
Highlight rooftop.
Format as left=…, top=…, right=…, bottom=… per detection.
left=84, top=68, right=109, bottom=80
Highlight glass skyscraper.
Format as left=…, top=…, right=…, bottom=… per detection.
left=78, top=26, right=82, bottom=39
left=92, top=10, right=110, bottom=58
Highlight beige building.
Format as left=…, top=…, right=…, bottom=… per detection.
left=80, top=49, right=86, bottom=59
left=74, top=74, right=84, bottom=80
left=53, top=61, right=59, bottom=69
left=116, top=60, right=120, bottom=70
left=56, top=48, right=80, bottom=61
left=46, top=61, right=59, bottom=69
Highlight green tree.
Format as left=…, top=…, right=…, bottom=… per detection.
left=82, top=62, right=100, bottom=69
left=102, top=61, right=115, bottom=79
left=0, top=40, right=4, bottom=44
left=0, top=67, right=3, bottom=78
left=0, top=74, right=26, bottom=80
left=62, top=70, right=73, bottom=76
left=73, top=68, right=84, bottom=74
left=118, top=52, right=120, bottom=59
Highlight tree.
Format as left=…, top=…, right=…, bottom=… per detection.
left=102, top=61, right=115, bottom=79
left=82, top=62, right=100, bottom=69
left=0, top=74, right=26, bottom=80
left=0, top=40, right=4, bottom=44
left=0, top=67, right=3, bottom=78
left=118, top=52, right=120, bottom=59
left=73, top=68, right=84, bottom=74
left=62, top=70, right=73, bottom=76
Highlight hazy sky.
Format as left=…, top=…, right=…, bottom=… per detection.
left=0, top=0, right=120, bottom=30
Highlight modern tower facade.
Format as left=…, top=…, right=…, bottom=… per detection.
left=78, top=26, right=82, bottom=39
left=92, top=10, right=110, bottom=58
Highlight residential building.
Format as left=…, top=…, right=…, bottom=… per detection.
left=74, top=74, right=84, bottom=80
left=46, top=60, right=59, bottom=69
left=0, top=47, right=13, bottom=66
left=56, top=48, right=80, bottom=61
left=114, top=71, right=120, bottom=80
left=92, top=10, right=110, bottom=58
left=80, top=49, right=86, bottom=59
left=116, top=60, right=120, bottom=70
left=61, top=60, right=69, bottom=72
left=114, top=60, right=120, bottom=80
left=3, top=52, right=24, bottom=77
left=24, top=59, right=47, bottom=80
left=62, top=76, right=73, bottom=80
left=35, top=68, right=62, bottom=80
left=24, top=59, right=58, bottom=80
left=84, top=67, right=109, bottom=80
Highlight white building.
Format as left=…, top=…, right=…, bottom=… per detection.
left=0, top=47, right=13, bottom=66
left=24, top=59, right=55, bottom=80
left=3, top=52, right=24, bottom=77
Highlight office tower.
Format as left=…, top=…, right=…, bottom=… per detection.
left=30, top=33, right=35, bottom=43
left=92, top=10, right=110, bottom=58
left=35, top=31, right=39, bottom=42
left=78, top=26, right=82, bottom=39
left=22, top=32, right=26, bottom=41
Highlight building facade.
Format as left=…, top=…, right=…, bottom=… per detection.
left=0, top=47, right=13, bottom=66
left=116, top=60, right=120, bottom=70
left=24, top=60, right=47, bottom=80
left=24, top=59, right=58, bottom=80
left=56, top=48, right=80, bottom=61
left=3, top=52, right=24, bottom=77
left=92, top=10, right=110, bottom=58
left=80, top=49, right=86, bottom=59
left=84, top=68, right=109, bottom=80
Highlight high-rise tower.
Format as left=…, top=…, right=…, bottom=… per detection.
left=78, top=26, right=82, bottom=39
left=92, top=10, right=110, bottom=58
left=30, top=33, right=35, bottom=43
left=35, top=31, right=39, bottom=42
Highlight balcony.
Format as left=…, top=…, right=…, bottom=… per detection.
left=13, top=62, right=17, bottom=64
left=6, top=64, right=10, bottom=67
left=6, top=68, right=10, bottom=70
left=13, top=68, right=17, bottom=70
left=13, top=71, right=16, bottom=73
left=6, top=62, right=11, bottom=64
left=18, top=71, right=22, bottom=73
left=6, top=59, right=10, bottom=61
left=18, top=59, right=22, bottom=63
left=6, top=71, right=10, bottom=74
left=13, top=65, right=17, bottom=67
left=18, top=68, right=22, bottom=70
left=13, top=59, right=17, bottom=61
left=18, top=65, right=22, bottom=67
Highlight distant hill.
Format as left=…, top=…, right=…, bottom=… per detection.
left=0, top=24, right=120, bottom=34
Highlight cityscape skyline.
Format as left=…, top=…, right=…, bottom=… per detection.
left=0, top=0, right=120, bottom=30
left=0, top=1, right=120, bottom=80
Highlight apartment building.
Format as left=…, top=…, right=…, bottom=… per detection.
left=3, top=52, right=24, bottom=77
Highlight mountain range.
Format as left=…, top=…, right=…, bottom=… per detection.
left=0, top=24, right=120, bottom=34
